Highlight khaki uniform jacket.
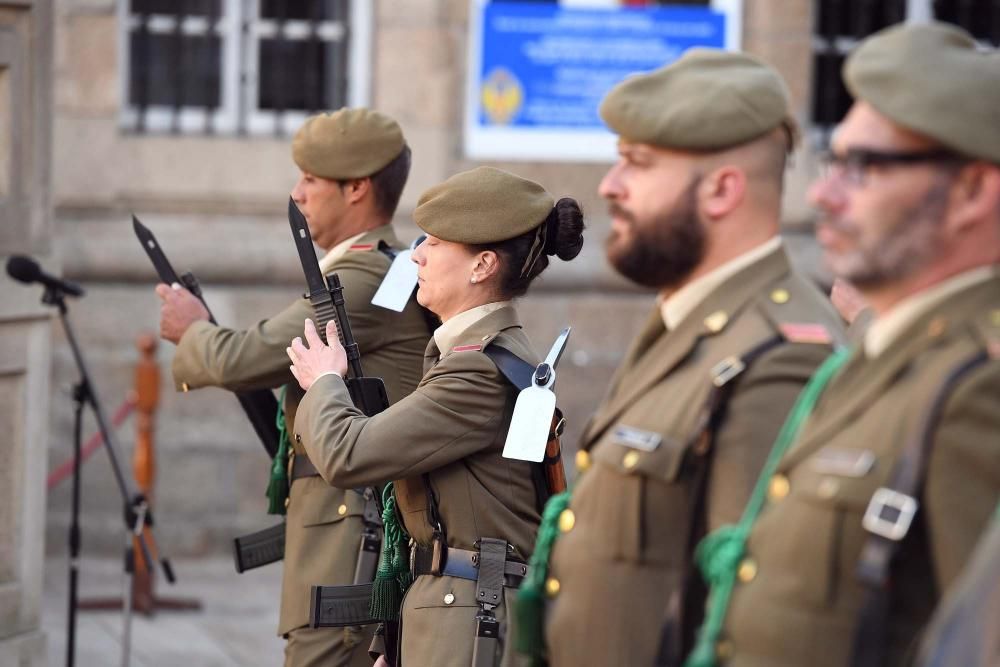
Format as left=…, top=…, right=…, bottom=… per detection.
left=295, top=305, right=542, bottom=667
left=171, top=225, right=430, bottom=638
left=722, top=276, right=1000, bottom=667
left=545, top=247, right=846, bottom=666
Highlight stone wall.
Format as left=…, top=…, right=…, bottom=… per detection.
left=46, top=0, right=825, bottom=558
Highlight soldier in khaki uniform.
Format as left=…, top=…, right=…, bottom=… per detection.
left=155, top=109, right=430, bottom=667
left=522, top=51, right=847, bottom=667
left=688, top=23, right=1000, bottom=667
left=286, top=167, right=585, bottom=666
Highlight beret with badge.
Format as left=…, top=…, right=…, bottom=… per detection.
left=599, top=48, right=798, bottom=151
left=292, top=107, right=406, bottom=180
left=413, top=166, right=555, bottom=245
left=844, top=21, right=1000, bottom=164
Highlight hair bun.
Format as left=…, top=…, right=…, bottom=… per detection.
left=550, top=198, right=585, bottom=261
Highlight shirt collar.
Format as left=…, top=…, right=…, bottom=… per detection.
left=433, top=301, right=512, bottom=357
left=318, top=231, right=369, bottom=275
left=864, top=265, right=998, bottom=358
left=659, top=237, right=783, bottom=330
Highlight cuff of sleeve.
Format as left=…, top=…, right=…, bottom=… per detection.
left=314, top=370, right=343, bottom=384
left=171, top=320, right=218, bottom=391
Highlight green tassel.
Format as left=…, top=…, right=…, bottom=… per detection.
left=370, top=483, right=413, bottom=621
left=265, top=387, right=290, bottom=516
left=515, top=489, right=572, bottom=663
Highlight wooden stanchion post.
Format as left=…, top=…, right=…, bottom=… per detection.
left=132, top=333, right=159, bottom=614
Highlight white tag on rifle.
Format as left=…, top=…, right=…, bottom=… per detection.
left=371, top=249, right=417, bottom=312
left=503, top=386, right=556, bottom=462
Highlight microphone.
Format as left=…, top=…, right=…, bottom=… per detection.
left=6, top=255, right=85, bottom=298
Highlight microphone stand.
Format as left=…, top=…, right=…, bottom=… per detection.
left=42, top=284, right=176, bottom=667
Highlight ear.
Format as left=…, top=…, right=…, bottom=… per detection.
left=946, top=163, right=1000, bottom=235
left=700, top=166, right=746, bottom=221
left=343, top=177, right=372, bottom=205
left=471, top=249, right=501, bottom=284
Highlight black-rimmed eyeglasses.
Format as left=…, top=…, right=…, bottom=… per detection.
left=817, top=148, right=967, bottom=187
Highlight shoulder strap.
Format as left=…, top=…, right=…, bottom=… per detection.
left=483, top=342, right=557, bottom=512
left=851, top=349, right=993, bottom=667
left=656, top=334, right=784, bottom=666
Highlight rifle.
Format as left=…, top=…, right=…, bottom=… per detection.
left=287, top=197, right=386, bottom=587
left=132, top=215, right=281, bottom=459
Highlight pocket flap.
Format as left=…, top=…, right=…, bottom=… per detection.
left=592, top=428, right=689, bottom=482
left=297, top=481, right=366, bottom=527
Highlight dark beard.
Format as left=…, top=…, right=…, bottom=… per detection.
left=604, top=179, right=705, bottom=289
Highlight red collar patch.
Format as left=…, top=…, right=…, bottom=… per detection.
left=349, top=243, right=375, bottom=251
left=779, top=323, right=832, bottom=345
left=452, top=344, right=483, bottom=353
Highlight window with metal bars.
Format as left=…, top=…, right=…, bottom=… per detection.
left=811, top=0, right=1000, bottom=139
left=121, top=0, right=370, bottom=136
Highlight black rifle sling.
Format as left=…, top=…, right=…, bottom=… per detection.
left=484, top=344, right=553, bottom=512
left=851, top=350, right=992, bottom=667
left=655, top=335, right=784, bottom=667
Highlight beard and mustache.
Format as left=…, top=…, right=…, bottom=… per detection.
left=604, top=177, right=706, bottom=289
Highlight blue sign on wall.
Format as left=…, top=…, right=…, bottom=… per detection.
left=465, top=1, right=740, bottom=161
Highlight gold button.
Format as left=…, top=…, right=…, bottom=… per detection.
left=575, top=450, right=591, bottom=472
left=928, top=317, right=946, bottom=338
left=181, top=382, right=190, bottom=392
left=704, top=310, right=729, bottom=333
left=623, top=450, right=640, bottom=470
left=558, top=509, right=575, bottom=533
left=716, top=639, right=734, bottom=660
left=545, top=577, right=561, bottom=597
left=770, top=288, right=790, bottom=304
left=284, top=496, right=291, bottom=509
left=443, top=592, right=455, bottom=605
left=338, top=504, right=348, bottom=516
left=817, top=477, right=840, bottom=499
left=737, top=558, right=757, bottom=583
left=768, top=474, right=790, bottom=501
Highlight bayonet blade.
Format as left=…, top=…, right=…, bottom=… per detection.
left=133, top=215, right=182, bottom=285
left=287, top=197, right=328, bottom=299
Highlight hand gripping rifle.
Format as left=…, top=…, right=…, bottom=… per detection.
left=133, top=216, right=282, bottom=459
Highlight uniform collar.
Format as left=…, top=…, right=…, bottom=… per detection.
left=433, top=301, right=513, bottom=357
left=864, top=265, right=998, bottom=358
left=317, top=231, right=369, bottom=275
left=659, top=236, right=783, bottom=330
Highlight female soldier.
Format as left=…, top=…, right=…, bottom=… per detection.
left=286, top=166, right=584, bottom=666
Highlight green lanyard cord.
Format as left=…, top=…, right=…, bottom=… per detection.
left=370, top=482, right=413, bottom=621
left=265, top=386, right=290, bottom=516
left=685, top=347, right=852, bottom=667
left=515, top=489, right=573, bottom=663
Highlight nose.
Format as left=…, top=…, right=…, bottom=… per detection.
left=808, top=172, right=847, bottom=216
left=598, top=162, right=624, bottom=201
left=290, top=177, right=305, bottom=204
left=411, top=242, right=425, bottom=265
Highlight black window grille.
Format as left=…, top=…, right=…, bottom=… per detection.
left=811, top=0, right=1000, bottom=137
left=124, top=0, right=355, bottom=136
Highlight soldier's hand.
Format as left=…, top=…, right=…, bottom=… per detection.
left=155, top=282, right=210, bottom=344
left=287, top=318, right=348, bottom=391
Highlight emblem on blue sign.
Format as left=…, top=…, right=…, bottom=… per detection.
left=481, top=67, right=524, bottom=125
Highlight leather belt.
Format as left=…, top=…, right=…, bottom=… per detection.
left=412, top=545, right=529, bottom=588
left=291, top=453, right=320, bottom=481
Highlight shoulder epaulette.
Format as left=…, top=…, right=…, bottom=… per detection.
left=757, top=280, right=845, bottom=346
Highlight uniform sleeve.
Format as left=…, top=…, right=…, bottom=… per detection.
left=706, top=341, right=832, bottom=529
left=925, top=361, right=1000, bottom=588
left=294, top=351, right=509, bottom=488
left=171, top=298, right=314, bottom=392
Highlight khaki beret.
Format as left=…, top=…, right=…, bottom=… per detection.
left=600, top=48, right=796, bottom=151
left=845, top=22, right=1000, bottom=164
left=414, top=167, right=554, bottom=244
left=291, top=108, right=405, bottom=180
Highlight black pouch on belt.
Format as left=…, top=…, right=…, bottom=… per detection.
left=471, top=538, right=508, bottom=667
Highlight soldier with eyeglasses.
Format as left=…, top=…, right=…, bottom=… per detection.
left=682, top=21, right=1000, bottom=667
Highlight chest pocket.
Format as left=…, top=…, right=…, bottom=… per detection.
left=760, top=453, right=884, bottom=608
left=583, top=429, right=693, bottom=565
left=296, top=481, right=367, bottom=527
